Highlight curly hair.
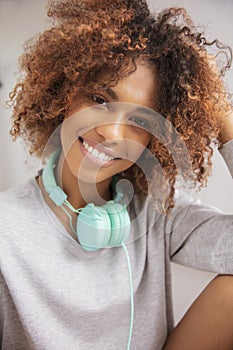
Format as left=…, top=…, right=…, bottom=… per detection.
left=9, top=0, right=233, bottom=211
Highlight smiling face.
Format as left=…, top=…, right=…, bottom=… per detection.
left=59, top=60, right=158, bottom=188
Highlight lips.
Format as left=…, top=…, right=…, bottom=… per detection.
left=78, top=137, right=121, bottom=160
left=78, top=137, right=122, bottom=167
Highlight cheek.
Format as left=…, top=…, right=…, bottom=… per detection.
left=131, top=128, right=151, bottom=148
left=126, top=134, right=151, bottom=162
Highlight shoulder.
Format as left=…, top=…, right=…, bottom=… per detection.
left=0, top=178, right=42, bottom=226
left=0, top=177, right=39, bottom=204
left=127, top=192, right=163, bottom=233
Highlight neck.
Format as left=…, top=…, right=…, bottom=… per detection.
left=55, top=151, right=113, bottom=210
left=37, top=151, right=113, bottom=241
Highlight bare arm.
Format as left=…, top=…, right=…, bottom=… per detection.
left=163, top=275, right=233, bottom=350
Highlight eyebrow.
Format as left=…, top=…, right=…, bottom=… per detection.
left=133, top=106, right=156, bottom=117
left=106, top=87, right=118, bottom=100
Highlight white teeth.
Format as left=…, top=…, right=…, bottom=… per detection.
left=82, top=139, right=114, bottom=161
left=92, top=149, right=99, bottom=157
left=99, top=152, right=106, bottom=160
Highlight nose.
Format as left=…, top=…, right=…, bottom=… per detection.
left=95, top=121, right=127, bottom=145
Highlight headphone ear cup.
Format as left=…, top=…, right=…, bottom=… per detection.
left=77, top=201, right=130, bottom=251
left=76, top=203, right=111, bottom=251
left=102, top=201, right=130, bottom=247
left=42, top=150, right=131, bottom=251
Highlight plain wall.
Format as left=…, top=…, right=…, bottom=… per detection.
left=0, top=0, right=232, bottom=324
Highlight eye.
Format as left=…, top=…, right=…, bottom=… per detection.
left=130, top=116, right=150, bottom=129
left=92, top=94, right=108, bottom=106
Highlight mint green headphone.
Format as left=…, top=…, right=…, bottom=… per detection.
left=41, top=149, right=131, bottom=251
left=42, top=149, right=134, bottom=349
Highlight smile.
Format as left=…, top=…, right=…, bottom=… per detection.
left=82, top=139, right=114, bottom=161
left=78, top=137, right=121, bottom=167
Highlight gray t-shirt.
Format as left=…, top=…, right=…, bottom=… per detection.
left=0, top=141, right=233, bottom=350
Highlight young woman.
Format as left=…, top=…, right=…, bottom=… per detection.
left=0, top=0, right=233, bottom=349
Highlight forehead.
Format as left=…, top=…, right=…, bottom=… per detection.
left=114, top=62, right=157, bottom=96
left=96, top=60, right=159, bottom=111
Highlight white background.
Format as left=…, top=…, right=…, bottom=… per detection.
left=0, top=0, right=232, bottom=324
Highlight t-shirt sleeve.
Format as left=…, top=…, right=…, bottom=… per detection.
left=166, top=139, right=233, bottom=274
